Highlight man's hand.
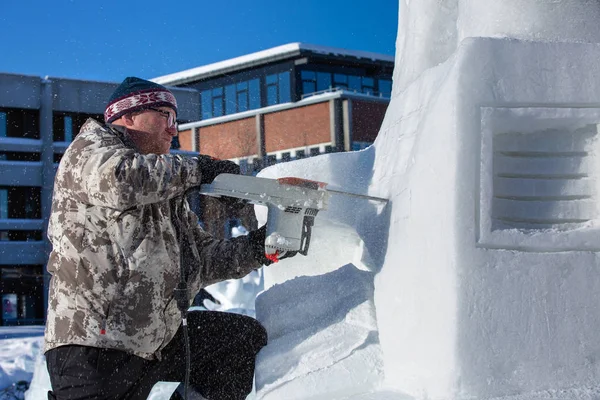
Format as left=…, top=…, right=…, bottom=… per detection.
left=197, top=155, right=241, bottom=184
left=247, top=225, right=273, bottom=266
left=247, top=225, right=298, bottom=265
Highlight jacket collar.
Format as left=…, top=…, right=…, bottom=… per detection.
left=105, top=122, right=142, bottom=153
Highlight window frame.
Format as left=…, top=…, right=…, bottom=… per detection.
left=266, top=71, right=291, bottom=106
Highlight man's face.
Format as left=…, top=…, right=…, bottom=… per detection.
left=126, top=107, right=178, bottom=155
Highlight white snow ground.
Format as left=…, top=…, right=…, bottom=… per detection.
left=0, top=327, right=44, bottom=393
left=5, top=0, right=600, bottom=399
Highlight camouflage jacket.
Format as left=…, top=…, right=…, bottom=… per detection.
left=44, top=119, right=263, bottom=359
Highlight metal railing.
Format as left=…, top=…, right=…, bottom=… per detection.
left=300, top=86, right=390, bottom=100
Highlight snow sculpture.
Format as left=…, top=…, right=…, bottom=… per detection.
left=254, top=150, right=389, bottom=399
left=395, top=0, right=600, bottom=93
left=255, top=0, right=600, bottom=399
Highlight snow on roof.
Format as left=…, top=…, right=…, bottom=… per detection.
left=152, top=43, right=395, bottom=86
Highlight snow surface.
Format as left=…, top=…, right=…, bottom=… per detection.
left=252, top=1, right=600, bottom=399
left=5, top=1, right=600, bottom=399
left=0, top=327, right=44, bottom=391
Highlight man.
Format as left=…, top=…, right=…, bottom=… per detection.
left=44, top=77, right=281, bottom=400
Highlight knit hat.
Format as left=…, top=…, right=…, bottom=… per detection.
left=104, top=77, right=178, bottom=123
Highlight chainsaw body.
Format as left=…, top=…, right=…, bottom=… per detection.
left=199, top=174, right=329, bottom=256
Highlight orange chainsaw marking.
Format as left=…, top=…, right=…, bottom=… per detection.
left=277, top=177, right=327, bottom=190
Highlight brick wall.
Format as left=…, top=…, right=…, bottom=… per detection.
left=264, top=102, right=331, bottom=152
left=178, top=129, right=194, bottom=152
left=176, top=99, right=389, bottom=156
left=198, top=117, right=257, bottom=159
left=351, top=100, right=388, bottom=142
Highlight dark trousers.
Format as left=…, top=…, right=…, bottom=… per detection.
left=46, top=311, right=268, bottom=400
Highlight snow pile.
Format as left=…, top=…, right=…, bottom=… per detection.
left=255, top=264, right=382, bottom=399
left=0, top=328, right=43, bottom=392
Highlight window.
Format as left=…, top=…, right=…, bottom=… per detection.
left=308, top=73, right=382, bottom=96
left=0, top=185, right=6, bottom=240
left=279, top=72, right=290, bottom=103
left=333, top=74, right=348, bottom=89
left=0, top=189, right=7, bottom=219
left=6, top=187, right=41, bottom=219
left=222, top=79, right=261, bottom=116
left=0, top=112, right=6, bottom=137
left=3, top=109, right=39, bottom=139
left=266, top=154, right=277, bottom=166
left=225, top=81, right=250, bottom=114
left=249, top=79, right=260, bottom=110
left=267, top=75, right=277, bottom=106
left=53, top=114, right=75, bottom=142
left=379, top=79, right=392, bottom=98
left=201, top=90, right=213, bottom=119
left=266, top=71, right=291, bottom=106
left=335, top=74, right=378, bottom=95
left=362, top=77, right=375, bottom=95
left=2, top=152, right=39, bottom=162
left=0, top=266, right=45, bottom=326
left=348, top=75, right=361, bottom=92
left=301, top=71, right=380, bottom=96
left=201, top=88, right=225, bottom=119
left=237, top=92, right=248, bottom=113
left=301, top=71, right=317, bottom=95
left=225, top=85, right=236, bottom=115
left=236, top=81, right=249, bottom=112
left=0, top=112, right=4, bottom=158
left=212, top=88, right=223, bottom=117
left=6, top=231, right=42, bottom=241
left=2, top=294, right=17, bottom=322
left=317, top=72, right=332, bottom=91
left=251, top=157, right=263, bottom=175
left=64, top=116, right=73, bottom=141
left=1, top=185, right=41, bottom=240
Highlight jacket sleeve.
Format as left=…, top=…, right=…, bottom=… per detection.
left=183, top=208, right=264, bottom=291
left=60, top=128, right=202, bottom=210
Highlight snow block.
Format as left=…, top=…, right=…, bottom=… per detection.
left=372, top=37, right=600, bottom=399
left=254, top=264, right=383, bottom=400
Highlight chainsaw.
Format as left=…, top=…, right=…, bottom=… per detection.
left=199, top=174, right=388, bottom=261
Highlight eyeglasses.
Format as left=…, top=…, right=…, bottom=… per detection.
left=147, top=108, right=177, bottom=129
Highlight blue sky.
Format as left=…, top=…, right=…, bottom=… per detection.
left=0, top=0, right=398, bottom=83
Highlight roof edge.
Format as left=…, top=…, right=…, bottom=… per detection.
left=152, top=43, right=394, bottom=86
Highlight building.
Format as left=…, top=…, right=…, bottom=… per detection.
left=0, top=73, right=199, bottom=326
left=0, top=43, right=393, bottom=326
left=152, top=43, right=394, bottom=173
